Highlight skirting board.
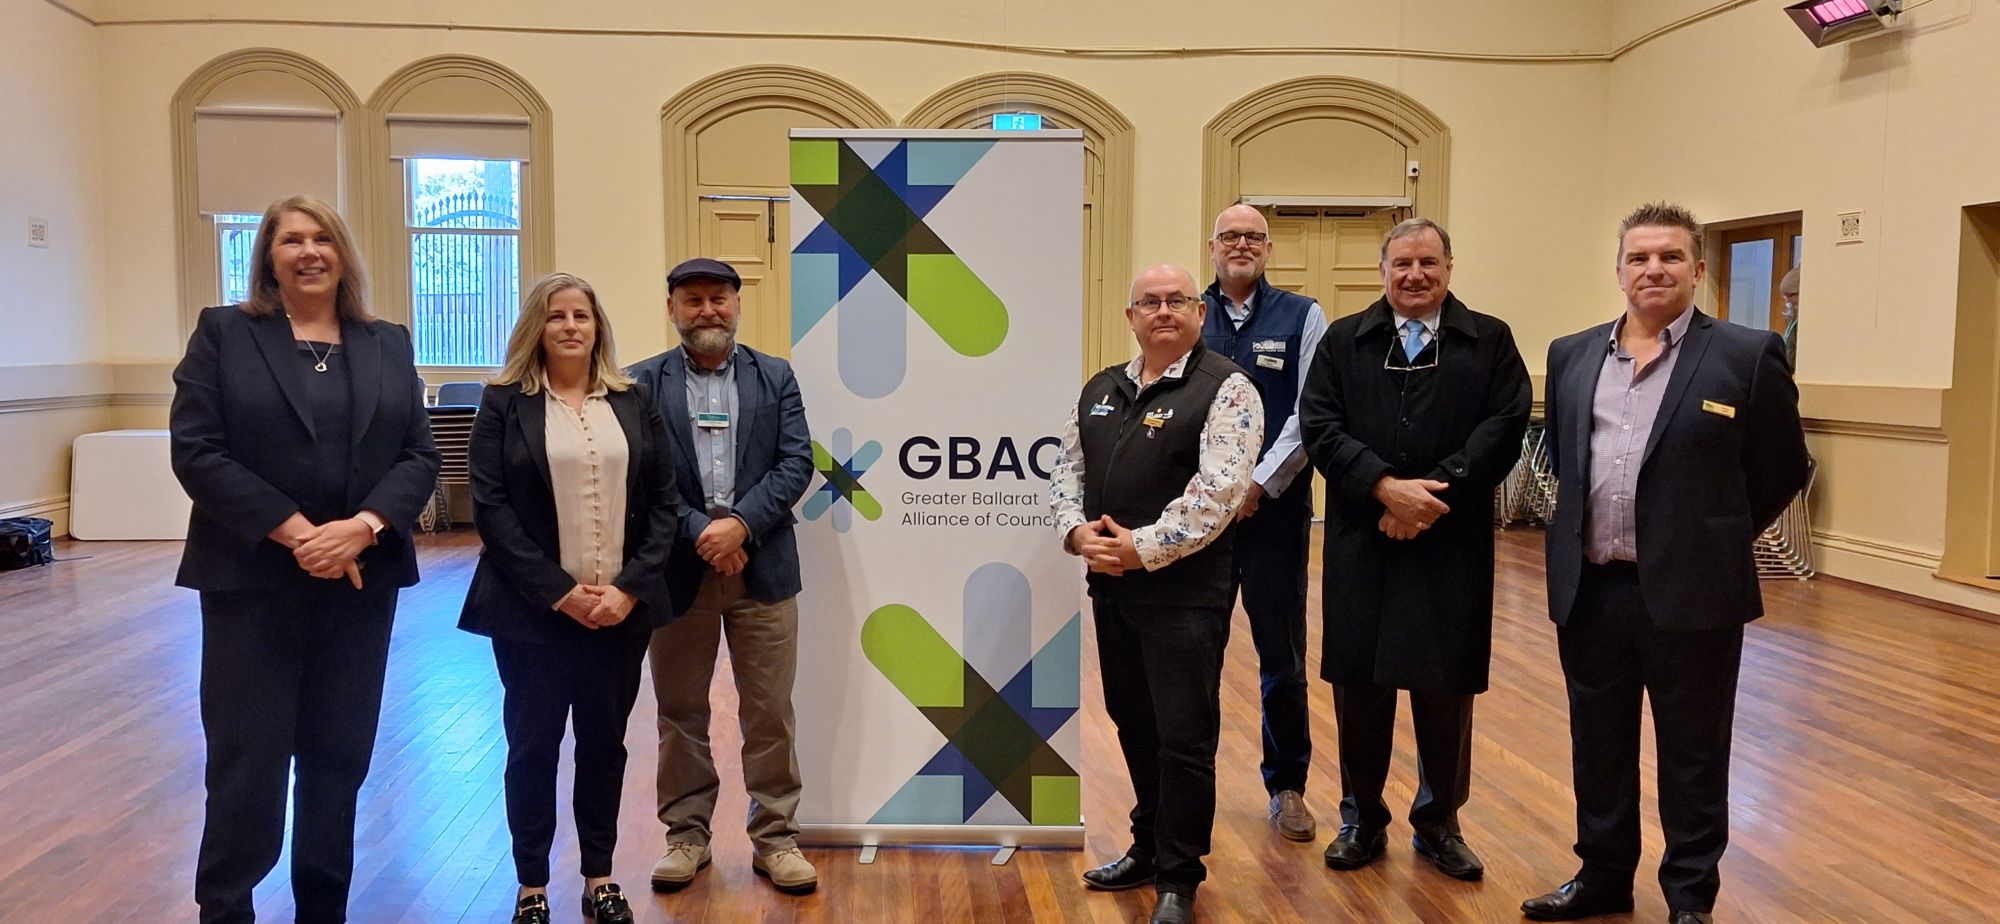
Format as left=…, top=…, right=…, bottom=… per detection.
left=0, top=495, right=70, bottom=538
left=798, top=823, right=1084, bottom=849
left=1815, top=535, right=2000, bottom=616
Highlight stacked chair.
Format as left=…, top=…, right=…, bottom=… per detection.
left=418, top=382, right=482, bottom=532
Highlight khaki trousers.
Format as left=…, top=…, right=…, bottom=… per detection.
left=649, top=570, right=802, bottom=852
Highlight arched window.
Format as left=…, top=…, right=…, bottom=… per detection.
left=171, top=49, right=361, bottom=335
left=366, top=56, right=553, bottom=370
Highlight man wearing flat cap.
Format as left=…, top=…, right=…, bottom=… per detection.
left=626, top=258, right=818, bottom=896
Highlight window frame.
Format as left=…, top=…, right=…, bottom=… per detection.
left=1714, top=218, right=1804, bottom=332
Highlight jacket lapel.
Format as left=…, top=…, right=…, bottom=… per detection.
left=249, top=312, right=316, bottom=441
left=1639, top=310, right=1715, bottom=472
left=658, top=350, right=702, bottom=493
left=1568, top=321, right=1613, bottom=481
left=733, top=346, right=760, bottom=473
left=514, top=387, right=553, bottom=494
left=343, top=318, right=382, bottom=446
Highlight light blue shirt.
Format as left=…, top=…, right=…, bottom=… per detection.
left=684, top=349, right=738, bottom=518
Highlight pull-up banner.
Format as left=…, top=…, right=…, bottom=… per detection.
left=788, top=129, right=1085, bottom=849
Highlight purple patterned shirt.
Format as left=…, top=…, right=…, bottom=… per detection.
left=1585, top=305, right=1695, bottom=564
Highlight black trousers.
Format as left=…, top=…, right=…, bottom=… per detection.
left=1230, top=498, right=1314, bottom=795
left=1092, top=599, right=1229, bottom=897
left=1330, top=683, right=1473, bottom=835
left=1558, top=561, right=1744, bottom=913
left=194, top=583, right=398, bottom=924
left=492, top=630, right=649, bottom=887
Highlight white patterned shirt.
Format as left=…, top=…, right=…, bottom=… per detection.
left=1048, top=349, right=1264, bottom=571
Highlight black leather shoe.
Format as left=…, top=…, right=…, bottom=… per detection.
left=1081, top=854, right=1156, bottom=891
left=1520, top=878, right=1635, bottom=921
left=511, top=892, right=551, bottom=924
left=1323, top=824, right=1387, bottom=870
left=1412, top=832, right=1484, bottom=880
left=1669, top=912, right=1714, bottom=924
left=1149, top=891, right=1195, bottom=924
left=581, top=883, right=634, bottom=924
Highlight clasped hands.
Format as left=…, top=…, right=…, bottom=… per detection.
left=695, top=515, right=750, bottom=576
left=1373, top=476, right=1450, bottom=541
left=270, top=512, right=373, bottom=588
left=555, top=583, right=638, bottom=629
left=1069, top=515, right=1143, bottom=576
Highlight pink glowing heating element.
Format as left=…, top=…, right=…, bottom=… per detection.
left=1808, top=0, right=1871, bottom=25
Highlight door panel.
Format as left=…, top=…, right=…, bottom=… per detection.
left=698, top=196, right=789, bottom=357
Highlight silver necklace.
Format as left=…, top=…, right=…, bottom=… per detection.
left=304, top=340, right=333, bottom=373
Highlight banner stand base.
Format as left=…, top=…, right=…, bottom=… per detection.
left=800, top=823, right=1085, bottom=865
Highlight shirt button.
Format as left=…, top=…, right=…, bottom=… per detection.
left=1614, top=459, right=1623, bottom=465
left=1622, top=424, right=1631, bottom=430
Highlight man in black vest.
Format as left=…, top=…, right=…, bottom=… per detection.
left=1049, top=264, right=1264, bottom=924
left=1200, top=203, right=1329, bottom=842
left=1299, top=218, right=1532, bottom=882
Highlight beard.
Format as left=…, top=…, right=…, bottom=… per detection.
left=679, top=323, right=736, bottom=356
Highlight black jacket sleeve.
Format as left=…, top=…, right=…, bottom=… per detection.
left=469, top=388, right=577, bottom=609
left=1424, top=322, right=1534, bottom=507
left=1743, top=332, right=1809, bottom=530
left=357, top=323, right=442, bottom=535
left=169, top=307, right=300, bottom=545
left=1299, top=333, right=1394, bottom=509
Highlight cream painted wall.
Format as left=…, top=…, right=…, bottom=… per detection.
left=1599, top=0, right=2000, bottom=611
left=82, top=0, right=1615, bottom=58
left=1600, top=1, right=2000, bottom=389
left=87, top=18, right=1611, bottom=368
left=1, top=0, right=107, bottom=366
left=0, top=0, right=115, bottom=536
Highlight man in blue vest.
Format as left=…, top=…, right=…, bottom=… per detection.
left=1200, top=203, right=1330, bottom=843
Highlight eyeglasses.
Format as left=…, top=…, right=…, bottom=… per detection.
left=1130, top=295, right=1200, bottom=314
left=1215, top=231, right=1268, bottom=246
left=1384, top=327, right=1441, bottom=373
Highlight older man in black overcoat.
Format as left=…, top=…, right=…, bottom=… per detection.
left=1298, top=217, right=1531, bottom=882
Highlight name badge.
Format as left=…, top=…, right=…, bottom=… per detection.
left=1700, top=400, right=1736, bottom=419
left=1089, top=394, right=1115, bottom=417
left=696, top=411, right=731, bottom=429
left=1255, top=354, right=1285, bottom=370
left=1142, top=407, right=1174, bottom=438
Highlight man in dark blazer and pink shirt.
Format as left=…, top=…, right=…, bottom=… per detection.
left=1523, top=203, right=1809, bottom=924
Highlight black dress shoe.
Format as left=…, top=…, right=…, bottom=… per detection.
left=1520, top=878, right=1635, bottom=921
left=1669, top=912, right=1714, bottom=924
left=1411, top=832, right=1485, bottom=880
left=1323, top=824, right=1387, bottom=870
left=1149, top=891, right=1195, bottom=924
left=581, top=883, right=634, bottom=924
left=1081, top=854, right=1157, bottom=891
left=511, top=892, right=551, bottom=924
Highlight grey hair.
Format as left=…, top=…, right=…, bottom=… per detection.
left=1380, top=218, right=1453, bottom=262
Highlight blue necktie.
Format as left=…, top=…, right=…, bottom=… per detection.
left=1402, top=319, right=1427, bottom=363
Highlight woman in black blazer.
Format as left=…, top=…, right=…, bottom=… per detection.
left=169, top=194, right=440, bottom=924
left=458, top=273, right=678, bottom=924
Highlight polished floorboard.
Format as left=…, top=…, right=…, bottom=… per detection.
left=2, top=528, right=1997, bottom=922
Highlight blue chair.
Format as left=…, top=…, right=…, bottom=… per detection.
left=435, top=381, right=484, bottom=408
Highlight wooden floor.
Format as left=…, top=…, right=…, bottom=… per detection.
left=3, top=529, right=1998, bottom=923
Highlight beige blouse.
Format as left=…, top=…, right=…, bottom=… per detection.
left=543, top=382, right=630, bottom=590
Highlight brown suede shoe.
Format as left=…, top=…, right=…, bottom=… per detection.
left=1269, top=790, right=1317, bottom=842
